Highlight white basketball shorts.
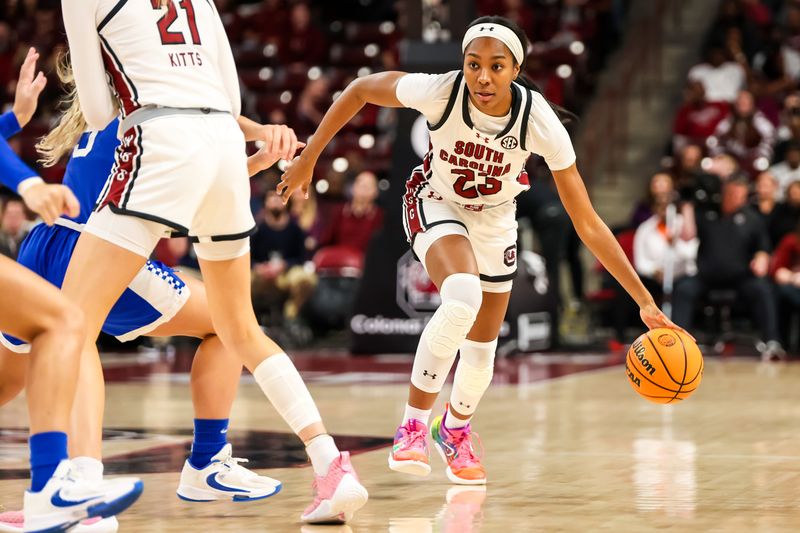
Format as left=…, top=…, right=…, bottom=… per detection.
left=90, top=112, right=255, bottom=260
left=402, top=168, right=518, bottom=293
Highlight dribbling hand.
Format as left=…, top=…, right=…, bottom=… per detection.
left=639, top=303, right=695, bottom=341
left=21, top=183, right=80, bottom=226
left=13, top=47, right=47, bottom=129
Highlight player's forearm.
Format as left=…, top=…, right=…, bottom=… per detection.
left=299, top=86, right=367, bottom=162
left=0, top=135, right=40, bottom=192
left=578, top=217, right=655, bottom=308
left=237, top=115, right=263, bottom=142
left=62, top=0, right=117, bottom=129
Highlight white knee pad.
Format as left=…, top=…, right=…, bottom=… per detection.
left=411, top=273, right=482, bottom=393
left=451, top=338, right=497, bottom=416
left=425, top=273, right=482, bottom=358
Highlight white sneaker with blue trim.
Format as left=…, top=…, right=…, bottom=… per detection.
left=22, top=460, right=142, bottom=533
left=176, top=444, right=281, bottom=503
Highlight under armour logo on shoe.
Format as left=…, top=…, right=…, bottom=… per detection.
left=423, top=370, right=437, bottom=379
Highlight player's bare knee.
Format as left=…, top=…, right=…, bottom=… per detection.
left=33, top=300, right=86, bottom=344
left=53, top=302, right=86, bottom=343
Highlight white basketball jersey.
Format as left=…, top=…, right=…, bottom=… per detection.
left=94, top=0, right=234, bottom=117
left=423, top=72, right=533, bottom=206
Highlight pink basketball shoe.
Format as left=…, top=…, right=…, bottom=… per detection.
left=301, top=452, right=368, bottom=524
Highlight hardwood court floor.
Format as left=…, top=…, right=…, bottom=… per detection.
left=1, top=355, right=799, bottom=532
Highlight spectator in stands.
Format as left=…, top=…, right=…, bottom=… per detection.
left=296, top=77, right=331, bottom=136
left=672, top=80, right=729, bottom=154
left=279, top=1, right=327, bottom=67
left=770, top=219, right=800, bottom=349
left=633, top=194, right=698, bottom=300
left=709, top=89, right=775, bottom=176
left=688, top=44, right=746, bottom=103
left=769, top=179, right=800, bottom=247
left=708, top=0, right=762, bottom=61
left=674, top=149, right=733, bottom=216
left=0, top=197, right=29, bottom=259
left=318, top=170, right=384, bottom=260
left=768, top=142, right=800, bottom=199
left=774, top=92, right=800, bottom=161
left=630, top=172, right=675, bottom=229
left=674, top=175, right=783, bottom=358
left=289, top=189, right=322, bottom=258
left=754, top=170, right=779, bottom=230
left=251, top=190, right=317, bottom=322
left=753, top=26, right=800, bottom=99
left=671, top=144, right=704, bottom=191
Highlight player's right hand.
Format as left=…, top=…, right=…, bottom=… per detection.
left=277, top=154, right=314, bottom=203
left=21, top=183, right=80, bottom=226
left=12, top=47, right=47, bottom=129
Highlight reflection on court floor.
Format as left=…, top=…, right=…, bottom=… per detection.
left=1, top=352, right=798, bottom=531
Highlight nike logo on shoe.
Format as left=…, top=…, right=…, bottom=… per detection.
left=206, top=473, right=250, bottom=493
left=50, top=489, right=93, bottom=508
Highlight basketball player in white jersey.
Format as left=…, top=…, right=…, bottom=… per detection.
left=279, top=15, right=686, bottom=486
left=60, top=0, right=367, bottom=524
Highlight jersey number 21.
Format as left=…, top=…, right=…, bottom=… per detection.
left=151, top=0, right=201, bottom=45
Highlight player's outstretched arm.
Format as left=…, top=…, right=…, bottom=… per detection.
left=277, top=71, right=408, bottom=201
left=552, top=163, right=690, bottom=335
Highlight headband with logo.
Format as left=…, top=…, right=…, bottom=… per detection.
left=461, top=24, right=524, bottom=65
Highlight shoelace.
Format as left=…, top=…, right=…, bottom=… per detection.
left=400, top=427, right=428, bottom=451
left=220, top=455, right=249, bottom=472
left=448, top=429, right=484, bottom=470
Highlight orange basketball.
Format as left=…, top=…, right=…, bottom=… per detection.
left=625, top=328, right=703, bottom=404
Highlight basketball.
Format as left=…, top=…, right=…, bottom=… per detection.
left=625, top=328, right=703, bottom=404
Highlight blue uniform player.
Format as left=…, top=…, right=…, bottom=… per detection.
left=0, top=51, right=294, bottom=532
left=0, top=118, right=191, bottom=352
left=0, top=48, right=144, bottom=533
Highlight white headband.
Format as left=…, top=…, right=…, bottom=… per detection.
left=461, top=24, right=524, bottom=65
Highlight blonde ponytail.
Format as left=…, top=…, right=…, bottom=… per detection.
left=36, top=52, right=88, bottom=167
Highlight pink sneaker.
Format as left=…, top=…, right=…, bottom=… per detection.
left=430, top=407, right=487, bottom=485
left=388, top=419, right=431, bottom=476
left=301, top=452, right=368, bottom=524
left=0, top=510, right=118, bottom=532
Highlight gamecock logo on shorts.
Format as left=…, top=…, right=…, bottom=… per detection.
left=500, top=136, right=518, bottom=150
left=396, top=250, right=440, bottom=317
left=504, top=244, right=517, bottom=267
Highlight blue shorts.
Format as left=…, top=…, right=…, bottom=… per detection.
left=0, top=221, right=190, bottom=353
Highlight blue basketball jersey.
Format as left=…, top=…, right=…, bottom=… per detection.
left=64, top=119, right=120, bottom=224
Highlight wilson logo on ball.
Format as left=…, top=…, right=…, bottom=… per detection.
left=625, top=363, right=640, bottom=387
left=633, top=340, right=656, bottom=376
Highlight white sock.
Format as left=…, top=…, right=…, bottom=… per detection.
left=402, top=404, right=432, bottom=426
left=72, top=456, right=104, bottom=482
left=444, top=407, right=470, bottom=430
left=253, top=353, right=322, bottom=434
left=305, top=434, right=340, bottom=477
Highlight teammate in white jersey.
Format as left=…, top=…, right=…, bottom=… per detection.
left=279, top=16, right=687, bottom=485
left=60, top=0, right=367, bottom=523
